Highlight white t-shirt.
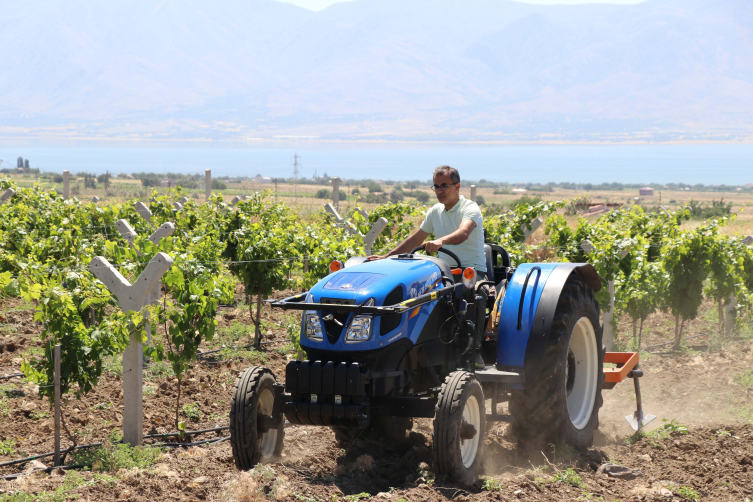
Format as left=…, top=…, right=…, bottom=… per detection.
left=420, top=196, right=486, bottom=272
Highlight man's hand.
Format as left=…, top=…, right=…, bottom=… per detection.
left=424, top=239, right=444, bottom=253
left=366, top=255, right=385, bottom=261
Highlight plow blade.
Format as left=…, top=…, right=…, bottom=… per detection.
left=604, top=352, right=657, bottom=431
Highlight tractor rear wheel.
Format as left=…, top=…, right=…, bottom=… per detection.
left=230, top=367, right=285, bottom=469
left=432, top=371, right=485, bottom=486
left=509, top=274, right=604, bottom=451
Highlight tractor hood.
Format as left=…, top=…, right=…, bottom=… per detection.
left=308, top=257, right=443, bottom=307
left=295, top=256, right=446, bottom=352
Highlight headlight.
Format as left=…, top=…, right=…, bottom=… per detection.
left=303, top=295, right=323, bottom=342
left=345, top=298, right=374, bottom=343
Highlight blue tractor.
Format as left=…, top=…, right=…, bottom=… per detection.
left=230, top=243, right=617, bottom=485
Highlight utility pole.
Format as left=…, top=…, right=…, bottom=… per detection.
left=292, top=153, right=301, bottom=201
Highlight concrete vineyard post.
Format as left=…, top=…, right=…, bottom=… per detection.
left=522, top=216, right=544, bottom=242
left=115, top=219, right=174, bottom=309
left=324, top=203, right=388, bottom=247
left=333, top=177, right=341, bottom=209
left=89, top=252, right=174, bottom=445
left=0, top=188, right=14, bottom=204
left=63, top=171, right=70, bottom=200
left=91, top=196, right=100, bottom=203
left=364, top=217, right=388, bottom=256
left=230, top=195, right=246, bottom=208
left=205, top=170, right=211, bottom=201
left=178, top=197, right=189, bottom=204
left=116, top=220, right=138, bottom=247
left=135, top=202, right=152, bottom=223
left=470, top=185, right=477, bottom=202
left=173, top=202, right=183, bottom=210
left=324, top=203, right=346, bottom=224
left=53, top=344, right=61, bottom=467
left=149, top=222, right=176, bottom=246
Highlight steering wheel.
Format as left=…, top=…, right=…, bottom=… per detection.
left=410, top=245, right=462, bottom=269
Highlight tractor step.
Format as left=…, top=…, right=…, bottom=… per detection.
left=473, top=366, right=524, bottom=384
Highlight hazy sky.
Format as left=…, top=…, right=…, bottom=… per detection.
left=279, top=0, right=645, bottom=11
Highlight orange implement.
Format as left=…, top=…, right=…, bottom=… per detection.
left=603, top=352, right=639, bottom=384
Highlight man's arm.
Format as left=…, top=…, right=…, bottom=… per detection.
left=367, top=228, right=429, bottom=261
left=424, top=220, right=475, bottom=253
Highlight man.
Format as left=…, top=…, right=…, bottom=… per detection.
left=367, top=165, right=488, bottom=368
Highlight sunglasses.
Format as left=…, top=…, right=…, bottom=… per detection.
left=430, top=183, right=458, bottom=192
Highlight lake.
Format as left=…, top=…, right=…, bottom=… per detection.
left=0, top=144, right=751, bottom=185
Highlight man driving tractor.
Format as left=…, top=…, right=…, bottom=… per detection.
left=367, top=165, right=488, bottom=368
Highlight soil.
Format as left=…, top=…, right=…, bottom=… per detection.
left=2, top=293, right=753, bottom=501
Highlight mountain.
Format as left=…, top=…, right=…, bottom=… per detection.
left=0, top=0, right=751, bottom=141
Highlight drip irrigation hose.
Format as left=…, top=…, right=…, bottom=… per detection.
left=196, top=339, right=289, bottom=358
left=143, top=425, right=229, bottom=439
left=0, top=464, right=86, bottom=481
left=0, top=373, right=24, bottom=380
left=0, top=443, right=103, bottom=468
left=153, top=436, right=230, bottom=448
left=0, top=426, right=230, bottom=468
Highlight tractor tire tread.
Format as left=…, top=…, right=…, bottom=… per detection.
left=230, top=366, right=284, bottom=470
left=509, top=274, right=604, bottom=452
left=432, top=371, right=485, bottom=487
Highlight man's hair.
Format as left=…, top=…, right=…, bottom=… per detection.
left=433, top=165, right=460, bottom=184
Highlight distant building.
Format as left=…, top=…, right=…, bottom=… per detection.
left=582, top=204, right=608, bottom=216
left=254, top=174, right=272, bottom=183
left=639, top=187, right=654, bottom=196
left=512, top=188, right=527, bottom=193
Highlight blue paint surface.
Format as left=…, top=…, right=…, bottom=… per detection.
left=300, top=257, right=443, bottom=351
left=496, top=263, right=559, bottom=369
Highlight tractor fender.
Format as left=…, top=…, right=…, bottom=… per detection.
left=496, top=263, right=601, bottom=386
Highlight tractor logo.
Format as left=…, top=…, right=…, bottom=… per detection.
left=408, top=272, right=440, bottom=299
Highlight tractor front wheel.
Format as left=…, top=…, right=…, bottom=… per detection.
left=509, top=274, right=604, bottom=451
left=432, top=371, right=485, bottom=486
left=230, top=367, right=285, bottom=469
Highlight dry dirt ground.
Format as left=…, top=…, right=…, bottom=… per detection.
left=2, top=293, right=753, bottom=501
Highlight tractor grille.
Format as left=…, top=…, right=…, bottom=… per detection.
left=321, top=298, right=354, bottom=344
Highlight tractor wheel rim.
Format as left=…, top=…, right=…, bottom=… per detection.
left=460, top=395, right=481, bottom=468
left=258, top=388, right=277, bottom=458
left=566, top=317, right=598, bottom=430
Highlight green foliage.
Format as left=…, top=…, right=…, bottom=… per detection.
left=480, top=476, right=504, bottom=491
left=343, top=494, right=371, bottom=501
left=553, top=468, right=584, bottom=488
left=687, top=198, right=732, bottom=219
left=22, top=279, right=137, bottom=402
left=148, top=265, right=233, bottom=381
left=660, top=418, right=688, bottom=434
left=674, top=486, right=701, bottom=501
left=0, top=438, right=15, bottom=456
left=357, top=202, right=425, bottom=253
left=182, top=402, right=201, bottom=422
left=71, top=441, right=162, bottom=471
left=662, top=222, right=719, bottom=346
